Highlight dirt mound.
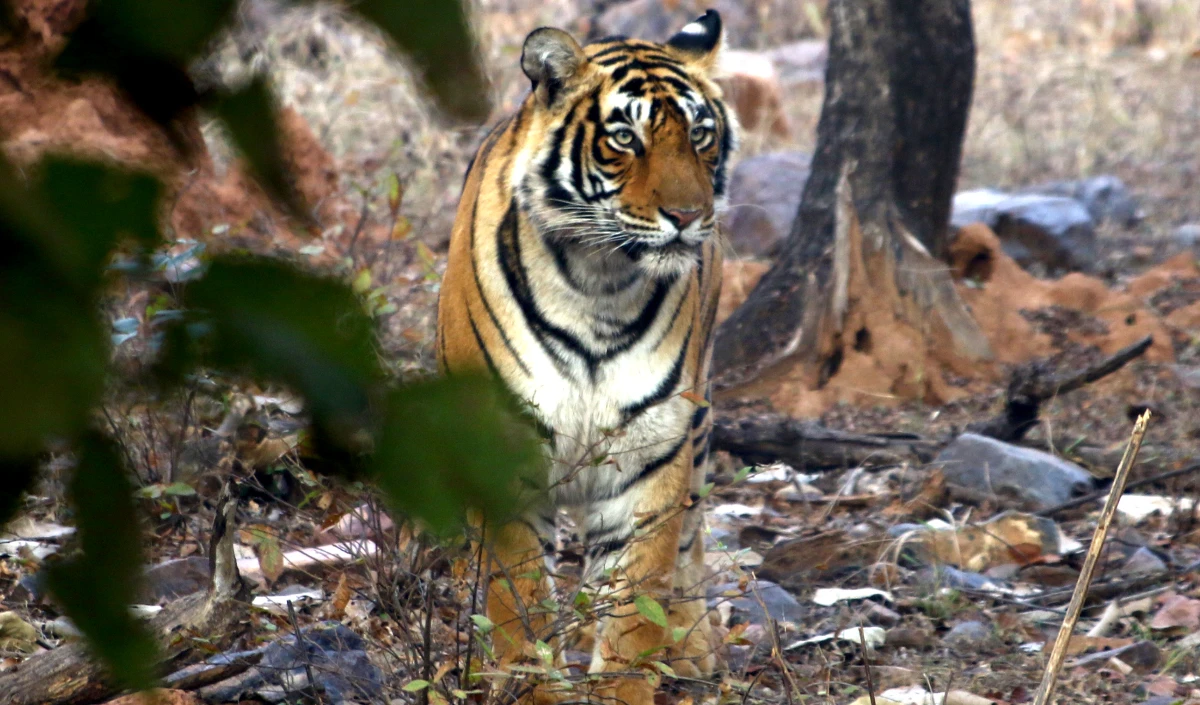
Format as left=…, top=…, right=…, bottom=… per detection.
left=720, top=223, right=1198, bottom=417
left=0, top=0, right=352, bottom=261
left=950, top=223, right=1186, bottom=364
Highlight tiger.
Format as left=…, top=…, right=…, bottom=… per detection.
left=435, top=9, right=737, bottom=703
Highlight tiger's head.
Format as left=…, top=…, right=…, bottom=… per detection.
left=515, top=10, right=737, bottom=280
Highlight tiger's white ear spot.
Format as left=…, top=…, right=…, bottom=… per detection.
left=666, top=10, right=723, bottom=70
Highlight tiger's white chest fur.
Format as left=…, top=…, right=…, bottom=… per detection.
left=476, top=213, right=700, bottom=510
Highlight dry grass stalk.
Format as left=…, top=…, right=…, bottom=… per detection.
left=1031, top=409, right=1152, bottom=705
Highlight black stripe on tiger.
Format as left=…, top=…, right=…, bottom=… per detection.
left=619, top=327, right=691, bottom=423
left=495, top=202, right=586, bottom=377
left=596, top=434, right=688, bottom=502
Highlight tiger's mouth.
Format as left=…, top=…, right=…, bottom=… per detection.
left=617, top=236, right=699, bottom=260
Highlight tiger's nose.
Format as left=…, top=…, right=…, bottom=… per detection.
left=662, top=208, right=702, bottom=230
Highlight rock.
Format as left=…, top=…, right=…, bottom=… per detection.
left=915, top=566, right=999, bottom=592
left=952, top=192, right=1097, bottom=274
left=1124, top=546, right=1168, bottom=575
left=935, top=433, right=1095, bottom=511
left=943, top=620, right=993, bottom=649
left=951, top=188, right=1009, bottom=231
left=256, top=622, right=382, bottom=703
left=1073, top=639, right=1160, bottom=671
left=865, top=603, right=902, bottom=627
left=1174, top=223, right=1200, bottom=250
left=766, top=40, right=827, bottom=84
left=991, top=195, right=1097, bottom=274
left=1020, top=175, right=1142, bottom=228
left=707, top=579, right=804, bottom=627
left=718, top=50, right=790, bottom=138
left=140, top=556, right=211, bottom=602
left=722, top=151, right=811, bottom=257
left=884, top=627, right=935, bottom=650
left=588, top=0, right=826, bottom=49
left=589, top=0, right=758, bottom=48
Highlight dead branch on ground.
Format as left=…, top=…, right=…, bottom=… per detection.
left=0, top=486, right=250, bottom=705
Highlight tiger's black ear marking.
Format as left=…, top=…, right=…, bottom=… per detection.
left=667, top=9, right=723, bottom=59
left=521, top=28, right=587, bottom=107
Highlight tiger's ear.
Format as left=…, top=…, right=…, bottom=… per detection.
left=521, top=28, right=588, bottom=107
left=666, top=10, right=723, bottom=71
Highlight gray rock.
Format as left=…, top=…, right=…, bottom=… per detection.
left=915, top=566, right=999, bottom=592
left=992, top=195, right=1097, bottom=274
left=935, top=433, right=1095, bottom=511
left=259, top=622, right=382, bottom=703
left=1174, top=223, right=1200, bottom=250
left=722, top=151, right=811, bottom=257
left=865, top=603, right=902, bottom=627
left=140, top=556, right=211, bottom=602
left=708, top=579, right=804, bottom=627
left=766, top=40, right=827, bottom=84
left=952, top=191, right=1098, bottom=274
left=943, top=620, right=993, bottom=649
left=951, top=188, right=1009, bottom=231
left=1124, top=546, right=1168, bottom=575
left=1021, top=175, right=1142, bottom=228
left=590, top=0, right=757, bottom=47
left=886, top=523, right=926, bottom=538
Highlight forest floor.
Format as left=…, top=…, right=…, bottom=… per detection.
left=2, top=1, right=1200, bottom=704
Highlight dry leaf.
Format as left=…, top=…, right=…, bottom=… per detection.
left=910, top=511, right=1062, bottom=572
left=330, top=572, right=352, bottom=619
left=1150, top=592, right=1200, bottom=632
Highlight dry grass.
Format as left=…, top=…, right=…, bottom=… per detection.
left=963, top=0, right=1200, bottom=233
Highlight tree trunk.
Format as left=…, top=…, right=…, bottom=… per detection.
left=714, top=0, right=993, bottom=414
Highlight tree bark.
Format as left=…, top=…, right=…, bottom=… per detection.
left=714, top=0, right=992, bottom=407
left=712, top=410, right=937, bottom=470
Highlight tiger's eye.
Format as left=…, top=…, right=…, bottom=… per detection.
left=690, top=126, right=709, bottom=143
left=610, top=127, right=636, bottom=146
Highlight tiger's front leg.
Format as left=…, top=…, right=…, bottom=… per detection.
left=476, top=513, right=559, bottom=673
left=583, top=456, right=699, bottom=705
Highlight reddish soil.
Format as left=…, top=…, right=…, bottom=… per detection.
left=0, top=0, right=356, bottom=265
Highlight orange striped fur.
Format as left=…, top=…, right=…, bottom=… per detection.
left=436, top=10, right=736, bottom=703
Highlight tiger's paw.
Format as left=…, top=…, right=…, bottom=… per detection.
left=665, top=600, right=720, bottom=678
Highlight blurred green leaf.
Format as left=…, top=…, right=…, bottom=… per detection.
left=163, top=481, right=196, bottom=497
left=46, top=433, right=159, bottom=691
left=77, top=0, right=233, bottom=63
left=1, top=157, right=162, bottom=459
left=0, top=272, right=107, bottom=456
left=37, top=159, right=162, bottom=284
left=372, top=374, right=542, bottom=534
left=351, top=0, right=491, bottom=122
left=0, top=458, right=38, bottom=527
left=55, top=0, right=234, bottom=129
left=210, top=79, right=309, bottom=221
left=175, top=256, right=383, bottom=455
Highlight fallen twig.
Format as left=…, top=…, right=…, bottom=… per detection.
left=1032, top=410, right=1150, bottom=705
